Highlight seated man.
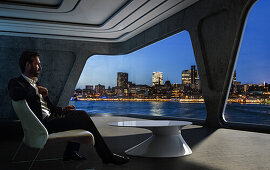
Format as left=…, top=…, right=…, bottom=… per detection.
left=8, top=51, right=129, bottom=165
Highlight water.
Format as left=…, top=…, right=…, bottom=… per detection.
left=224, top=103, right=270, bottom=125
left=71, top=101, right=270, bottom=125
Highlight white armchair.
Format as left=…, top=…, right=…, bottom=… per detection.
left=12, top=100, right=94, bottom=169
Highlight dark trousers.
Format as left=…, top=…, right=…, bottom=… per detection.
left=42, top=110, right=113, bottom=161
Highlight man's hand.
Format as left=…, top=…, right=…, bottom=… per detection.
left=37, top=86, right=48, bottom=97
left=63, top=105, right=76, bottom=111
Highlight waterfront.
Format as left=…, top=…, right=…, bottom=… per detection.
left=71, top=101, right=270, bottom=125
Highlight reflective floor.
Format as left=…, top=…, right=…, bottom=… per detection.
left=1, top=116, right=269, bottom=170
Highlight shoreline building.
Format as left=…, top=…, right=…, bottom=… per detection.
left=230, top=71, right=242, bottom=94
left=117, top=72, right=128, bottom=88
left=85, top=85, right=93, bottom=90
left=95, top=84, right=105, bottom=94
left=232, top=71, right=237, bottom=84
left=182, top=65, right=200, bottom=91
left=152, top=72, right=163, bottom=86
left=182, top=70, right=192, bottom=85
left=182, top=65, right=199, bottom=85
left=191, top=65, right=199, bottom=84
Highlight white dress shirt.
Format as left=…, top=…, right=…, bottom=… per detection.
left=22, top=74, right=51, bottom=119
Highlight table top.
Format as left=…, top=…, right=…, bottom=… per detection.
left=108, top=120, right=192, bottom=128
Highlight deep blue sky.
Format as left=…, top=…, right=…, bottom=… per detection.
left=76, top=1, right=269, bottom=89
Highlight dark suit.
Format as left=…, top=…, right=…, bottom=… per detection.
left=8, top=75, right=113, bottom=160
left=8, top=75, right=62, bottom=120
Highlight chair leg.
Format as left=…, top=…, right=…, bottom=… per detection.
left=29, top=148, right=42, bottom=170
left=12, top=141, right=23, bottom=161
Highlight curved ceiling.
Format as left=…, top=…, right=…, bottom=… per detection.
left=0, top=0, right=199, bottom=42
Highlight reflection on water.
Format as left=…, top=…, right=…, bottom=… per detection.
left=224, top=103, right=270, bottom=125
left=70, top=101, right=270, bottom=125
left=150, top=102, right=164, bottom=116
left=72, top=101, right=207, bottom=120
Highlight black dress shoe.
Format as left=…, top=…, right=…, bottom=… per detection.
left=103, top=153, right=129, bottom=165
left=63, top=152, right=86, bottom=161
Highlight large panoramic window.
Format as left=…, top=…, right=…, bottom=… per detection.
left=224, top=1, right=270, bottom=126
left=73, top=31, right=207, bottom=120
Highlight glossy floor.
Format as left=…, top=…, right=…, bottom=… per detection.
left=1, top=116, right=269, bottom=170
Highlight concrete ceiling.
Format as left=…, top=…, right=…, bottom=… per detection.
left=0, top=0, right=198, bottom=42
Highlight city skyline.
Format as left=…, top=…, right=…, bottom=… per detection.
left=76, top=67, right=263, bottom=90
left=76, top=0, right=269, bottom=89
left=73, top=65, right=269, bottom=104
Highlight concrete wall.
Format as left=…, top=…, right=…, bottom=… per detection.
left=0, top=37, right=93, bottom=119
left=0, top=0, right=257, bottom=128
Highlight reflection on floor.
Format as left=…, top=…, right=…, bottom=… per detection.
left=1, top=116, right=269, bottom=170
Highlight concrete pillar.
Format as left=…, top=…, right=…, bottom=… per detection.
left=57, top=51, right=92, bottom=107
left=187, top=0, right=257, bottom=127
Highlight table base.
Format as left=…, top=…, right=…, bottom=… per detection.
left=125, top=127, right=192, bottom=157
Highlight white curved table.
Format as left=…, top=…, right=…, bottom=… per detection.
left=108, top=120, right=192, bottom=157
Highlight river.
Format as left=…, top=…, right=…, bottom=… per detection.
left=70, top=101, right=270, bottom=125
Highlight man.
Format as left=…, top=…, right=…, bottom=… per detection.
left=8, top=51, right=129, bottom=165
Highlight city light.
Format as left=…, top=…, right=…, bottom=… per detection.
left=73, top=66, right=270, bottom=104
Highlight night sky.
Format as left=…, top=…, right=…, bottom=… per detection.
left=76, top=1, right=269, bottom=89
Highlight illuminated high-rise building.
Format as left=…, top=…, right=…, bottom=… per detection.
left=117, top=72, right=128, bottom=88
left=182, top=70, right=191, bottom=85
left=232, top=71, right=237, bottom=84
left=95, top=84, right=105, bottom=94
left=152, top=72, right=163, bottom=86
left=191, top=65, right=198, bottom=84
left=182, top=65, right=198, bottom=85
left=85, top=85, right=93, bottom=90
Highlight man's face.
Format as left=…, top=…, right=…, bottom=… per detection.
left=26, top=56, right=42, bottom=77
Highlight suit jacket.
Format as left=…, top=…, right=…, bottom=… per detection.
left=8, top=75, right=62, bottom=121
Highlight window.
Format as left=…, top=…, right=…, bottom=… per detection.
left=223, top=1, right=270, bottom=126
left=73, top=31, right=207, bottom=120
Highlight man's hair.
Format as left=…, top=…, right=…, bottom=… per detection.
left=19, top=51, right=40, bottom=72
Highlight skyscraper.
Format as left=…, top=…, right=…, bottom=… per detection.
left=117, top=72, right=128, bottom=88
left=232, top=71, right=237, bottom=84
left=182, top=70, right=191, bottom=85
left=152, top=72, right=163, bottom=86
left=85, top=85, right=93, bottom=90
left=231, top=71, right=237, bottom=94
left=191, top=65, right=198, bottom=84
left=182, top=65, right=198, bottom=85
left=95, top=84, right=105, bottom=94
